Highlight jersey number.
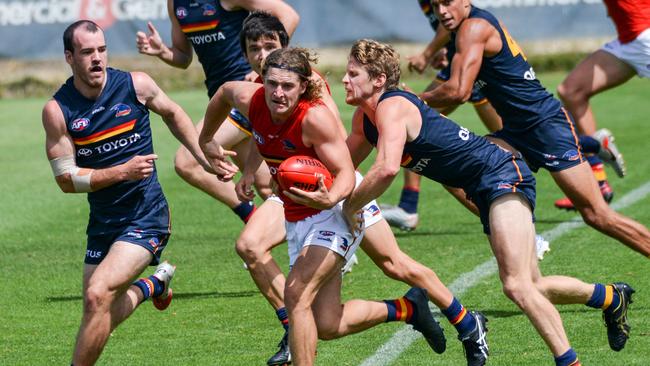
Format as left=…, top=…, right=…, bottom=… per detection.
left=500, top=23, right=527, bottom=61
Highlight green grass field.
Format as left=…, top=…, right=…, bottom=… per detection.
left=1, top=72, right=649, bottom=365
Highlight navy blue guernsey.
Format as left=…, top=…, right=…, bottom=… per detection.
left=451, top=6, right=561, bottom=131
left=363, top=90, right=513, bottom=191
left=53, top=68, right=167, bottom=235
left=173, top=0, right=251, bottom=97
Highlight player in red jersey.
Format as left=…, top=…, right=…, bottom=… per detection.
left=555, top=0, right=650, bottom=208
left=199, top=47, right=447, bottom=366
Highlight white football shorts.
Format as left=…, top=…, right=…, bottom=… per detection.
left=602, top=28, right=650, bottom=78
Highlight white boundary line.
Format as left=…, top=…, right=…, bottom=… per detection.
left=360, top=181, right=650, bottom=366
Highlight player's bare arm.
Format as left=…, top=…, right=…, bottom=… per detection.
left=43, top=100, right=157, bottom=193
left=283, top=105, right=355, bottom=210
left=235, top=140, right=264, bottom=201
left=199, top=81, right=259, bottom=178
left=344, top=97, right=415, bottom=215
left=408, top=23, right=451, bottom=73
left=346, top=108, right=374, bottom=169
left=135, top=0, right=193, bottom=68
left=420, top=18, right=493, bottom=107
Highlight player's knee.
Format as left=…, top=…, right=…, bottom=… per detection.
left=173, top=148, right=197, bottom=179
left=84, top=284, right=113, bottom=314
left=317, top=323, right=342, bottom=340
left=379, top=256, right=418, bottom=283
left=235, top=235, right=266, bottom=263
left=501, top=278, right=529, bottom=307
left=557, top=81, right=587, bottom=104
left=579, top=205, right=609, bottom=229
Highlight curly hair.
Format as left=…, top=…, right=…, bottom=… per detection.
left=349, top=39, right=401, bottom=90
left=262, top=47, right=323, bottom=101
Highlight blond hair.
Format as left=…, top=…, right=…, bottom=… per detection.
left=349, top=39, right=401, bottom=90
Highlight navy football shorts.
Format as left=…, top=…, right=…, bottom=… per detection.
left=491, top=108, right=584, bottom=173
left=227, top=108, right=252, bottom=135
left=469, top=155, right=537, bottom=235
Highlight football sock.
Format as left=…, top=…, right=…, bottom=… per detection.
left=397, top=186, right=420, bottom=214
left=555, top=348, right=580, bottom=366
left=276, top=307, right=289, bottom=331
left=441, top=297, right=477, bottom=337
left=384, top=296, right=415, bottom=322
left=233, top=202, right=256, bottom=223
left=586, top=284, right=621, bottom=311
left=579, top=135, right=600, bottom=154
left=586, top=155, right=608, bottom=181
left=133, top=275, right=164, bottom=301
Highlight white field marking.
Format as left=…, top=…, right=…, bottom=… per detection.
left=359, top=181, right=650, bottom=366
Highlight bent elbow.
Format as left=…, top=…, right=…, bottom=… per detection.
left=379, top=165, right=400, bottom=180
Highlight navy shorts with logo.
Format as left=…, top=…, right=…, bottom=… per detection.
left=491, top=108, right=584, bottom=173
left=85, top=201, right=171, bottom=265
left=228, top=108, right=252, bottom=135
left=436, top=67, right=487, bottom=105
left=469, top=155, right=537, bottom=235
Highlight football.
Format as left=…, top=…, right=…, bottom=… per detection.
left=277, top=155, right=333, bottom=192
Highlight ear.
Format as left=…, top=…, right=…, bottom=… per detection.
left=64, top=50, right=73, bottom=66
left=373, top=73, right=387, bottom=89
left=299, top=79, right=308, bottom=95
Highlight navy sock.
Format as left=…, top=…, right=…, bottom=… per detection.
left=133, top=275, right=164, bottom=300
left=383, top=297, right=415, bottom=322
left=233, top=202, right=256, bottom=223
left=276, top=307, right=289, bottom=331
left=579, top=135, right=600, bottom=154
left=586, top=283, right=620, bottom=311
left=554, top=348, right=580, bottom=366
left=397, top=187, right=419, bottom=214
left=441, top=297, right=477, bottom=337
left=586, top=154, right=603, bottom=167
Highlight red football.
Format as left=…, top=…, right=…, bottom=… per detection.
left=277, top=155, right=333, bottom=192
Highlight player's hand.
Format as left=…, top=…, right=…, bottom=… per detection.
left=283, top=174, right=334, bottom=210
left=136, top=22, right=165, bottom=56
left=200, top=140, right=239, bottom=181
left=431, top=48, right=448, bottom=69
left=121, top=154, right=158, bottom=180
left=407, top=53, right=428, bottom=74
left=342, top=201, right=365, bottom=240
left=244, top=70, right=259, bottom=82
left=235, top=173, right=256, bottom=202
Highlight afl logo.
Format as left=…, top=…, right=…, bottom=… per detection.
left=176, top=7, right=188, bottom=19
left=71, top=118, right=90, bottom=131
left=202, top=4, right=216, bottom=16
left=253, top=131, right=265, bottom=145
left=111, top=103, right=131, bottom=117
left=77, top=148, right=93, bottom=157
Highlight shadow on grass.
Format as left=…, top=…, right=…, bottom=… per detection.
left=45, top=290, right=258, bottom=302
left=477, top=306, right=649, bottom=320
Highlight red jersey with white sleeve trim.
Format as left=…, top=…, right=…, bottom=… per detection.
left=248, top=86, right=325, bottom=222
left=603, top=0, right=650, bottom=43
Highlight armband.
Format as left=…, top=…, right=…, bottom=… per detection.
left=49, top=155, right=93, bottom=192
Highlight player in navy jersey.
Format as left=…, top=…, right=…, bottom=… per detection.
left=136, top=0, right=299, bottom=224
left=342, top=39, right=635, bottom=366
left=43, top=21, right=212, bottom=365
left=381, top=0, right=503, bottom=232
left=420, top=1, right=650, bottom=262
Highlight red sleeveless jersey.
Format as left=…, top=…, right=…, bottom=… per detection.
left=248, top=87, right=325, bottom=222
left=603, top=0, right=650, bottom=43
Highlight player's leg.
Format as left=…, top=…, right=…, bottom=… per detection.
left=72, top=242, right=153, bottom=365
left=381, top=170, right=421, bottom=231
left=551, top=162, right=650, bottom=257
left=174, top=118, right=256, bottom=222
left=557, top=49, right=635, bottom=135
left=472, top=99, right=502, bottom=133
left=488, top=194, right=576, bottom=361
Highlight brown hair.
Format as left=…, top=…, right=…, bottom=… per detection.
left=349, top=39, right=401, bottom=90
left=262, top=47, right=323, bottom=101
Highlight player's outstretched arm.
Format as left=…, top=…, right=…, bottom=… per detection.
left=199, top=81, right=260, bottom=180
left=42, top=100, right=157, bottom=193
left=135, top=0, right=193, bottom=68
left=420, top=19, right=491, bottom=107
left=236, top=140, right=263, bottom=202
left=234, top=0, right=300, bottom=37
left=131, top=71, right=213, bottom=174
left=408, top=23, right=451, bottom=73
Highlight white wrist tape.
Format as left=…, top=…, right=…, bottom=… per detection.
left=49, top=155, right=93, bottom=192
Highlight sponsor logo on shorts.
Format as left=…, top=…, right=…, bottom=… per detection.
left=318, top=231, right=335, bottom=237
left=339, top=237, right=350, bottom=252
left=497, top=181, right=513, bottom=190
left=202, top=3, right=216, bottom=16
left=253, top=130, right=264, bottom=145
left=77, top=148, right=93, bottom=157
left=127, top=231, right=143, bottom=239
left=71, top=118, right=90, bottom=132
left=543, top=153, right=557, bottom=160
left=86, top=250, right=103, bottom=259
left=366, top=204, right=381, bottom=216
left=148, top=237, right=160, bottom=253
left=111, top=103, right=131, bottom=117
left=545, top=161, right=560, bottom=167
left=176, top=7, right=188, bottom=19
left=282, top=139, right=296, bottom=152
left=317, top=236, right=333, bottom=243
left=562, top=149, right=580, bottom=161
